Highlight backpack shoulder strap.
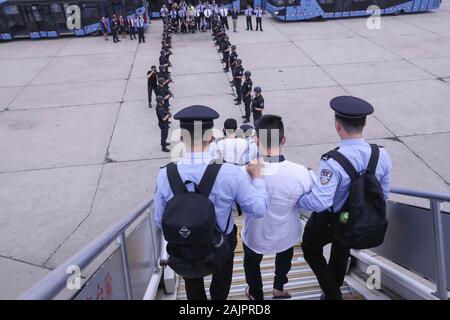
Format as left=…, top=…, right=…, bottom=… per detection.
left=198, top=163, right=223, bottom=197
left=166, top=162, right=187, bottom=195
left=326, top=150, right=358, bottom=180
left=367, top=144, right=380, bottom=175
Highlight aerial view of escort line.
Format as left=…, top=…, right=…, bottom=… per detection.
left=0, top=0, right=442, bottom=40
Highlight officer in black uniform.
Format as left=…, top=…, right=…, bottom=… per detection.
left=229, top=45, right=238, bottom=86
left=156, top=96, right=171, bottom=152
left=251, top=86, right=264, bottom=123
left=155, top=77, right=172, bottom=111
left=233, top=59, right=244, bottom=105
left=241, top=71, right=253, bottom=123
left=221, top=36, right=231, bottom=72
left=147, top=65, right=159, bottom=108
left=159, top=50, right=172, bottom=75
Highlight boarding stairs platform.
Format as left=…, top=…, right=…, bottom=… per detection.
left=19, top=187, right=450, bottom=300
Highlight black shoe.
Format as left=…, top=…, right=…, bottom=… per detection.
left=235, top=101, right=241, bottom=105
left=162, top=147, right=170, bottom=152
left=241, top=115, right=247, bottom=119
left=223, top=69, right=229, bottom=72
left=243, top=119, right=250, bottom=123
left=148, top=103, right=152, bottom=108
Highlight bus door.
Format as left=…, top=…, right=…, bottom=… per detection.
left=0, top=7, right=12, bottom=40
left=3, top=5, right=28, bottom=38
left=21, top=5, right=40, bottom=38
left=50, top=3, right=71, bottom=35
left=36, top=4, right=58, bottom=37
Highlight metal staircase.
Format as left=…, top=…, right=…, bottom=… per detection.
left=176, top=216, right=364, bottom=300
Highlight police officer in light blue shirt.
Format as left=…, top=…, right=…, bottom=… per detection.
left=297, top=96, right=392, bottom=300
left=154, top=105, right=268, bottom=300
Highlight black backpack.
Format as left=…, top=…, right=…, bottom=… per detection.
left=162, top=162, right=233, bottom=278
left=325, top=144, right=388, bottom=249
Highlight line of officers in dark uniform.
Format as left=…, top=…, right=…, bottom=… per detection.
left=211, top=15, right=265, bottom=124
left=147, top=20, right=177, bottom=152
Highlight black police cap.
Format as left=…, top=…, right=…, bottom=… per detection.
left=174, top=105, right=220, bottom=130
left=330, top=96, right=374, bottom=119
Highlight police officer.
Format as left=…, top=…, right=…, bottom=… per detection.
left=159, top=50, right=172, bottom=75
left=111, top=15, right=120, bottom=43
left=221, top=36, right=231, bottom=72
left=241, top=71, right=253, bottom=123
left=251, top=86, right=264, bottom=122
left=297, top=96, right=392, bottom=300
left=156, top=96, right=171, bottom=152
left=154, top=105, right=268, bottom=300
left=147, top=65, right=159, bottom=108
left=229, top=45, right=238, bottom=85
left=155, top=77, right=172, bottom=111
left=234, top=59, right=244, bottom=105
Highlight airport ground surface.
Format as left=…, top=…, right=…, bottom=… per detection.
left=1, top=2, right=450, bottom=298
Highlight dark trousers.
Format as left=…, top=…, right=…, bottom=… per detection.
left=148, top=85, right=157, bottom=104
left=253, top=111, right=262, bottom=123
left=138, top=28, right=145, bottom=43
left=223, top=53, right=230, bottom=71
left=129, top=28, right=136, bottom=39
left=301, top=212, right=350, bottom=300
left=112, top=30, right=119, bottom=42
left=234, top=81, right=242, bottom=102
left=243, top=243, right=294, bottom=300
left=159, top=125, right=168, bottom=148
left=244, top=99, right=251, bottom=120
left=221, top=17, right=229, bottom=29
left=184, top=226, right=238, bottom=300
left=256, top=17, right=263, bottom=31
left=246, top=16, right=253, bottom=30
left=195, top=17, right=201, bottom=30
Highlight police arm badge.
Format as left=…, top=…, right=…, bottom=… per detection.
left=320, top=169, right=333, bottom=185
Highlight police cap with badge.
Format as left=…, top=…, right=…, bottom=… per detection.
left=320, top=96, right=374, bottom=186
left=174, top=105, right=220, bottom=130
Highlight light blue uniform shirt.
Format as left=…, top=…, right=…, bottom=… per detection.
left=154, top=152, right=268, bottom=234
left=298, top=138, right=392, bottom=213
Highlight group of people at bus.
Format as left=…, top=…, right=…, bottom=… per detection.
left=160, top=1, right=263, bottom=33
left=100, top=14, right=146, bottom=43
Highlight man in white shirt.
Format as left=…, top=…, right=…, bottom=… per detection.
left=241, top=115, right=314, bottom=300
left=219, top=4, right=229, bottom=30
left=204, top=6, right=212, bottom=29
left=216, top=118, right=248, bottom=165
left=255, top=6, right=263, bottom=31
left=245, top=5, right=253, bottom=31
left=236, top=123, right=258, bottom=165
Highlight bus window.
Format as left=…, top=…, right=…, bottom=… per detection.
left=352, top=0, right=370, bottom=11
left=3, top=5, right=27, bottom=37
left=82, top=2, right=101, bottom=25
left=375, top=0, right=410, bottom=9
left=317, top=0, right=334, bottom=12
left=148, top=0, right=162, bottom=15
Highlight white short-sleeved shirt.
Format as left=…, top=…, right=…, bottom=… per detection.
left=241, top=159, right=315, bottom=254
left=216, top=138, right=249, bottom=165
